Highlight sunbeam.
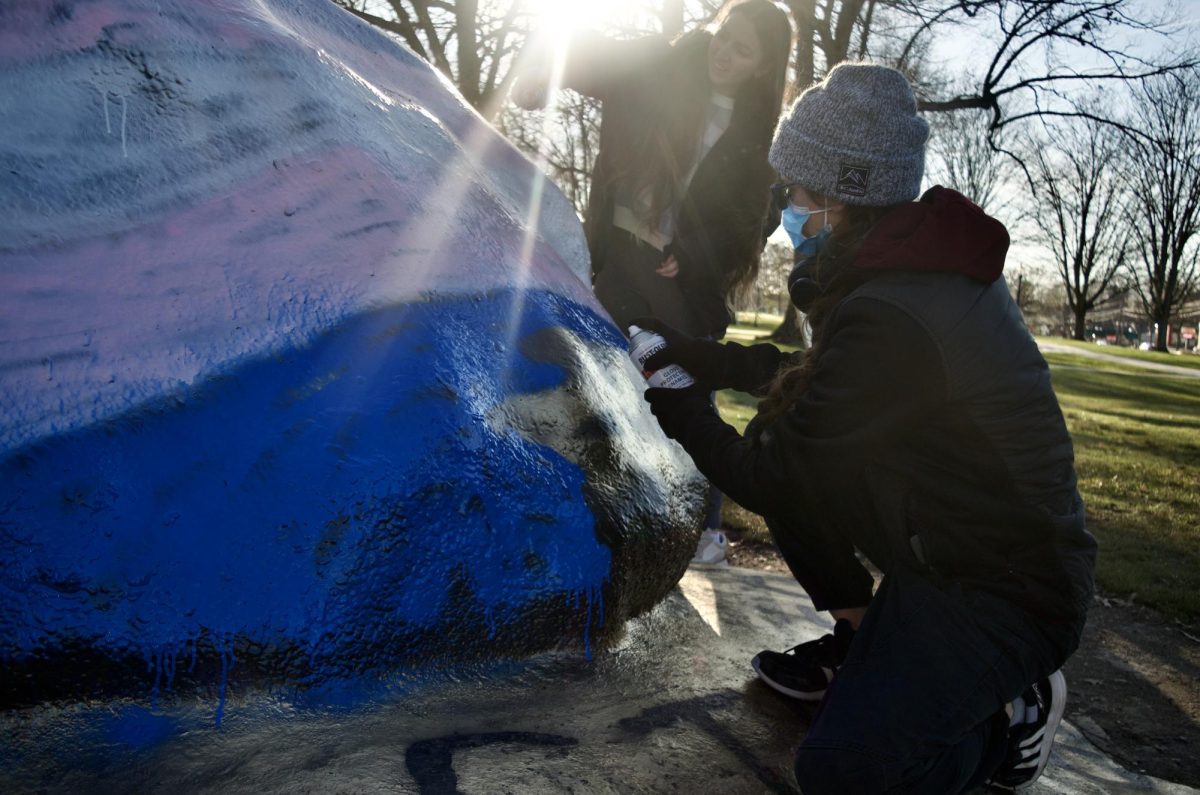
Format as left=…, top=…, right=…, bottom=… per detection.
left=506, top=23, right=573, bottom=368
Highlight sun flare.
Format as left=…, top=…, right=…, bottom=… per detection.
left=526, top=0, right=650, bottom=39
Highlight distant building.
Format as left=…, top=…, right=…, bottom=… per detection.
left=1082, top=289, right=1198, bottom=351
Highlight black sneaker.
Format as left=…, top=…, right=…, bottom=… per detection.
left=989, top=670, right=1068, bottom=791
left=750, top=619, right=856, bottom=701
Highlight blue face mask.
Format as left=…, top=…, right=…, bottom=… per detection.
left=781, top=204, right=832, bottom=255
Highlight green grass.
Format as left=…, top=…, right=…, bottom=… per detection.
left=712, top=322, right=1200, bottom=622
left=732, top=310, right=785, bottom=331
left=714, top=316, right=793, bottom=546
left=718, top=314, right=798, bottom=435
left=1043, top=352, right=1200, bottom=622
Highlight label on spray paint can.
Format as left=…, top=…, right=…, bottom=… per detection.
left=628, top=325, right=695, bottom=389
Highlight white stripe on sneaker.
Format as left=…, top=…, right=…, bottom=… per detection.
left=1019, top=727, right=1047, bottom=749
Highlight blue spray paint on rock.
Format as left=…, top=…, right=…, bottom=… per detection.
left=0, top=290, right=629, bottom=704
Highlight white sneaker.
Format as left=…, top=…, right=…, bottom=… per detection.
left=691, top=528, right=728, bottom=566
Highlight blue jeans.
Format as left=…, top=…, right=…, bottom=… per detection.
left=792, top=564, right=1064, bottom=794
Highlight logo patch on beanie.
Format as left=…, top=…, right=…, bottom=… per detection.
left=837, top=163, right=871, bottom=197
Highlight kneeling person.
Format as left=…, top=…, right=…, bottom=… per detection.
left=638, top=62, right=1096, bottom=793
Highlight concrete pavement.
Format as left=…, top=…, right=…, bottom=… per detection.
left=3, top=566, right=1195, bottom=794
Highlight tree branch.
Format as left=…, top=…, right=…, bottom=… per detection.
left=335, top=3, right=428, bottom=59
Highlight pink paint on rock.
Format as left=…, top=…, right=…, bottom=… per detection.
left=0, top=2, right=129, bottom=64
left=0, top=142, right=597, bottom=451
left=0, top=0, right=294, bottom=65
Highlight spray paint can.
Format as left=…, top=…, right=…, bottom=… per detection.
left=628, top=325, right=695, bottom=389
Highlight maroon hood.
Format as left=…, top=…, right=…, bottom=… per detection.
left=853, top=186, right=1009, bottom=283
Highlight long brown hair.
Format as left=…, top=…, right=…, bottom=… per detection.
left=752, top=202, right=898, bottom=435
left=618, top=0, right=793, bottom=233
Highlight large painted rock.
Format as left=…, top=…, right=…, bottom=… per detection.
left=0, top=0, right=706, bottom=706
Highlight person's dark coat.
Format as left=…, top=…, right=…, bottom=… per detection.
left=649, top=187, right=1097, bottom=654
left=561, top=30, right=776, bottom=339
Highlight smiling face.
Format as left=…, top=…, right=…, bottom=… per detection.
left=707, top=13, right=766, bottom=96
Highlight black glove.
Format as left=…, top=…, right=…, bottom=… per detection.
left=630, top=316, right=731, bottom=389
left=643, top=384, right=715, bottom=442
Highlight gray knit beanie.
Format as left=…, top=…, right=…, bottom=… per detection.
left=769, top=62, right=929, bottom=206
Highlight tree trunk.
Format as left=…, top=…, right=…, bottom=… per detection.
left=786, top=0, right=817, bottom=95
left=454, top=0, right=480, bottom=108
left=768, top=303, right=806, bottom=345
left=1073, top=307, right=1086, bottom=341
left=1155, top=316, right=1171, bottom=352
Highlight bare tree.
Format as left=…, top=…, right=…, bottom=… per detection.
left=926, top=106, right=1015, bottom=214
left=495, top=90, right=602, bottom=214
left=900, top=1, right=1188, bottom=134
left=764, top=0, right=1188, bottom=343
left=1028, top=116, right=1130, bottom=340
left=333, top=0, right=529, bottom=114
left=780, top=0, right=865, bottom=91
left=1126, top=70, right=1200, bottom=351
left=1006, top=266, right=1064, bottom=334
left=1007, top=268, right=1033, bottom=316
left=776, top=0, right=1189, bottom=126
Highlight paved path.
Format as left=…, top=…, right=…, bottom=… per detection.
left=1037, top=341, right=1200, bottom=379
left=4, top=567, right=1194, bottom=793
left=726, top=331, right=1200, bottom=380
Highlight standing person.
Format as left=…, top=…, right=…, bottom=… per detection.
left=513, top=0, right=793, bottom=562
left=637, top=63, right=1096, bottom=792
left=513, top=0, right=791, bottom=339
